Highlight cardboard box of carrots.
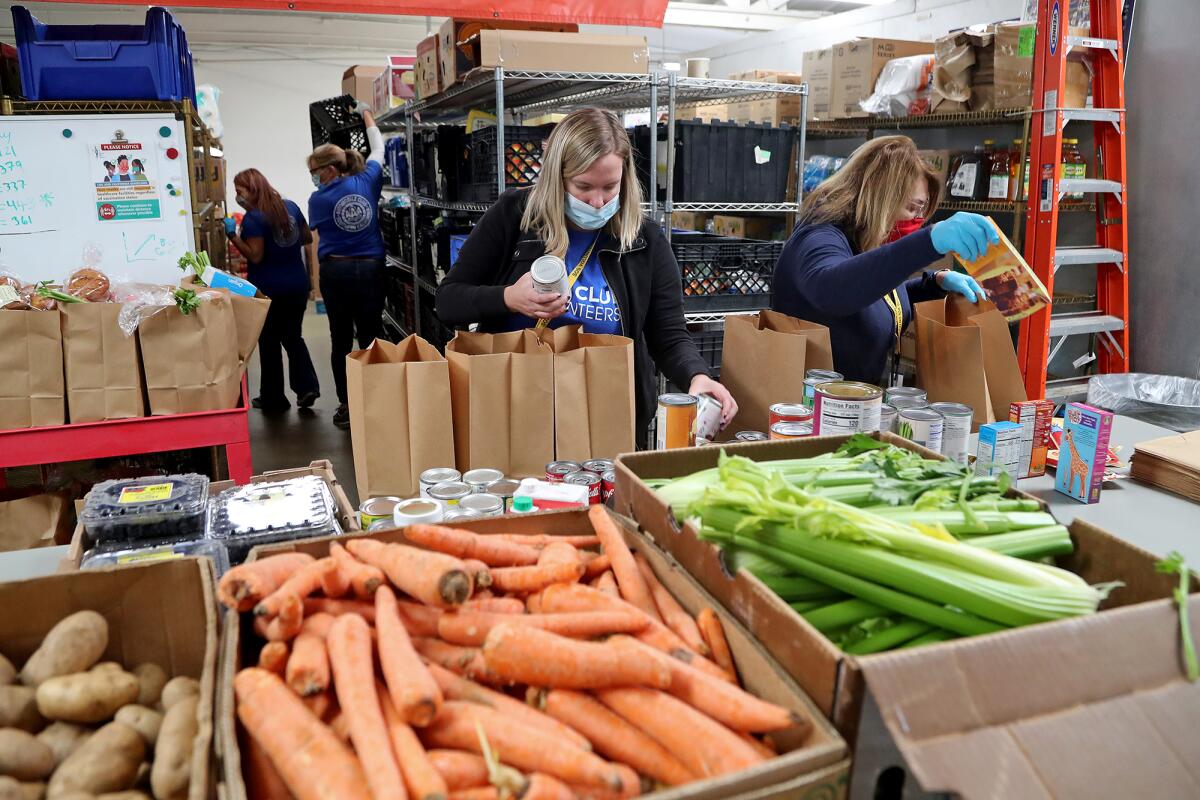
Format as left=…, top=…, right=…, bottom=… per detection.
left=214, top=506, right=850, bottom=800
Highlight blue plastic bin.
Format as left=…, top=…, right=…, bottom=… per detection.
left=449, top=235, right=468, bottom=267
left=12, top=6, right=194, bottom=102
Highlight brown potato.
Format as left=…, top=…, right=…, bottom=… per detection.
left=36, top=672, right=138, bottom=725
left=0, top=689, right=44, bottom=733
left=0, top=729, right=54, bottom=781
left=113, top=708, right=160, bottom=749
left=149, top=696, right=196, bottom=800
left=20, top=613, right=108, bottom=688
left=99, top=793, right=151, bottom=800
left=47, top=722, right=143, bottom=797
left=35, top=724, right=89, bottom=768
left=0, top=776, right=46, bottom=800
left=155, top=680, right=197, bottom=713
left=129, top=667, right=166, bottom=710
left=0, top=656, right=15, bottom=687
left=89, top=664, right=123, bottom=674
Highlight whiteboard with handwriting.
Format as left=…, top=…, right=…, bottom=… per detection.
left=0, top=113, right=195, bottom=287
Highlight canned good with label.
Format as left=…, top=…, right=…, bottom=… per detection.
left=813, top=381, right=882, bottom=435
left=770, top=421, right=813, bottom=440
left=420, top=468, right=461, bottom=499
left=601, top=470, right=616, bottom=504
left=459, top=493, right=504, bottom=517
left=931, top=402, right=973, bottom=464
left=484, top=479, right=521, bottom=511
left=769, top=403, right=813, bottom=428
left=582, top=459, right=614, bottom=476
left=693, top=394, right=723, bottom=445
left=885, top=386, right=928, bottom=405
left=463, top=468, right=504, bottom=493
left=393, top=498, right=444, bottom=527
left=880, top=403, right=898, bottom=434
left=546, top=461, right=581, bottom=483
left=889, top=395, right=929, bottom=411
left=564, top=471, right=602, bottom=505
left=803, top=369, right=843, bottom=408
left=428, top=481, right=471, bottom=506
left=360, top=496, right=400, bottom=529
left=656, top=393, right=697, bottom=449
left=734, top=431, right=768, bottom=442
left=897, top=407, right=944, bottom=453
left=530, top=254, right=569, bottom=295
left=443, top=507, right=483, bottom=521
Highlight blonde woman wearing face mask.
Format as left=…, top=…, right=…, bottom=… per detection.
left=437, top=107, right=737, bottom=446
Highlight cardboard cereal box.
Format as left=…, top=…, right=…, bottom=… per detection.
left=1055, top=402, right=1114, bottom=504
left=1010, top=399, right=1054, bottom=478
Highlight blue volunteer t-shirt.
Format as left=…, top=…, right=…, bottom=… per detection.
left=239, top=200, right=310, bottom=297
left=308, top=160, right=385, bottom=259
left=503, top=229, right=622, bottom=335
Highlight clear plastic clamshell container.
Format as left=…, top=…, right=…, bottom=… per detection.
left=81, top=538, right=230, bottom=577
left=80, top=474, right=209, bottom=546
left=207, top=475, right=342, bottom=563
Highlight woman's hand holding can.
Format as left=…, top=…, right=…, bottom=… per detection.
left=504, top=272, right=569, bottom=320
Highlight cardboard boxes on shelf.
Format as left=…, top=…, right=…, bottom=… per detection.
left=830, top=38, right=934, bottom=118
left=802, top=49, right=833, bottom=119
left=668, top=210, right=711, bottom=232
left=917, top=148, right=953, bottom=186
left=438, top=19, right=579, bottom=88
left=727, top=74, right=804, bottom=126
left=415, top=35, right=440, bottom=99
left=372, top=54, right=416, bottom=112
left=473, top=30, right=650, bottom=77
left=994, top=22, right=1090, bottom=109
left=713, top=214, right=781, bottom=240
left=341, top=65, right=384, bottom=104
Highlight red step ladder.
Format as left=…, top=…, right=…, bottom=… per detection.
left=1018, top=0, right=1130, bottom=404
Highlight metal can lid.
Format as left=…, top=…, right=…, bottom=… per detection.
left=565, top=471, right=601, bottom=485
left=428, top=481, right=471, bottom=499
left=769, top=403, right=812, bottom=417
left=805, top=369, right=843, bottom=381
left=735, top=431, right=768, bottom=441
left=443, top=508, right=483, bottom=520
left=546, top=460, right=582, bottom=475
left=420, top=468, right=461, bottom=485
left=463, top=468, right=504, bottom=485
left=395, top=498, right=441, bottom=516
left=602, top=469, right=616, bottom=483
left=582, top=459, right=614, bottom=473
left=530, top=254, right=567, bottom=282
left=930, top=402, right=974, bottom=417
left=889, top=396, right=929, bottom=410
left=460, top=493, right=504, bottom=513
left=658, top=393, right=698, bottom=407
left=771, top=422, right=813, bottom=436
left=899, top=407, right=944, bottom=422
left=360, top=496, right=401, bottom=516
left=880, top=403, right=897, bottom=415
left=485, top=479, right=521, bottom=497
left=815, top=381, right=883, bottom=399
left=886, top=386, right=927, bottom=398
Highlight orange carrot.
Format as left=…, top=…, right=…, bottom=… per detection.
left=592, top=571, right=619, bottom=597
left=739, top=731, right=777, bottom=760
left=317, top=556, right=350, bottom=598
left=572, top=763, right=640, bottom=799
left=218, top=553, right=315, bottom=611
left=329, top=711, right=350, bottom=743
left=616, top=636, right=801, bottom=733
left=395, top=599, right=444, bottom=637
left=258, top=641, right=289, bottom=676
left=462, top=597, right=525, bottom=614
left=438, top=609, right=646, bottom=647
left=481, top=624, right=670, bottom=689
left=264, top=593, right=305, bottom=642
left=238, top=721, right=293, bottom=800
left=596, top=688, right=764, bottom=778
left=405, top=523, right=542, bottom=566
left=462, top=559, right=493, bottom=589
left=234, top=668, right=370, bottom=799
left=302, top=597, right=376, bottom=622
left=523, top=773, right=574, bottom=800
left=286, top=631, right=329, bottom=697
left=379, top=686, right=449, bottom=800
left=376, top=586, right=443, bottom=727
left=412, top=638, right=505, bottom=686
left=348, top=538, right=473, bottom=608
left=300, top=612, right=336, bottom=640
left=447, top=789, right=497, bottom=800
left=300, top=690, right=335, bottom=722
left=538, top=541, right=585, bottom=574
left=539, top=689, right=694, bottom=786
left=256, top=559, right=337, bottom=616
left=420, top=701, right=624, bottom=790
left=488, top=562, right=589, bottom=594
left=494, top=534, right=601, bottom=549
left=696, top=607, right=736, bottom=679
left=526, top=591, right=544, bottom=613
left=473, top=588, right=495, bottom=600
left=587, top=505, right=660, bottom=622
left=330, top=541, right=384, bottom=598
left=427, top=750, right=490, bottom=792
left=582, top=552, right=612, bottom=580
left=326, top=614, right=408, bottom=799
left=633, top=553, right=708, bottom=656
left=425, top=663, right=591, bottom=752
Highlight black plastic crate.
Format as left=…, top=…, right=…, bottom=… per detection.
left=380, top=205, right=403, bottom=257
left=460, top=124, right=555, bottom=202
left=671, top=233, right=781, bottom=313
left=412, top=126, right=466, bottom=201
left=382, top=264, right=414, bottom=338
left=633, top=120, right=797, bottom=204
left=664, top=323, right=725, bottom=393
left=309, top=94, right=368, bottom=155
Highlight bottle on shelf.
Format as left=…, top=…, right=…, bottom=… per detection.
left=947, top=145, right=990, bottom=201
left=1062, top=138, right=1086, bottom=201
left=1008, top=140, right=1024, bottom=202
left=988, top=142, right=1013, bottom=201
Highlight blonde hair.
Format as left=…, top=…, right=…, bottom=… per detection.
left=800, top=135, right=941, bottom=252
left=307, top=144, right=365, bottom=176
left=522, top=108, right=644, bottom=256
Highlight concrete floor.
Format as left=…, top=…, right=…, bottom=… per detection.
left=245, top=304, right=360, bottom=505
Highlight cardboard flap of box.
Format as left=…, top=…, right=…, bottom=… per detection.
left=477, top=30, right=649, bottom=74
left=856, top=593, right=1200, bottom=798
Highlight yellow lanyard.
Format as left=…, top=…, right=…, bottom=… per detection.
left=882, top=289, right=903, bottom=353
left=535, top=234, right=601, bottom=330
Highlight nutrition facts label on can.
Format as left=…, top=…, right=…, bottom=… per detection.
left=815, top=396, right=881, bottom=435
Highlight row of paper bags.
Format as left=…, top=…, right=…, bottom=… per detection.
left=0, top=290, right=269, bottom=431
left=347, top=326, right=637, bottom=501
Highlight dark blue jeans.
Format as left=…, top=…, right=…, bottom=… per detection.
left=257, top=291, right=319, bottom=406
left=320, top=257, right=384, bottom=404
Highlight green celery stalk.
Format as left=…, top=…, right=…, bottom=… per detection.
left=788, top=600, right=826, bottom=614
left=755, top=573, right=843, bottom=602
left=1156, top=552, right=1198, bottom=682
left=964, top=526, right=1075, bottom=560
left=802, top=598, right=887, bottom=633
left=902, top=629, right=958, bottom=648
left=866, top=509, right=1058, bottom=534
left=845, top=619, right=934, bottom=654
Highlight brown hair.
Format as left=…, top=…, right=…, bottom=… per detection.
left=307, top=143, right=365, bottom=176
left=800, top=135, right=941, bottom=252
left=521, top=107, right=644, bottom=256
left=233, top=168, right=290, bottom=240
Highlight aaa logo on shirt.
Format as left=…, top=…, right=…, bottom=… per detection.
left=273, top=217, right=300, bottom=248
left=333, top=194, right=372, bottom=233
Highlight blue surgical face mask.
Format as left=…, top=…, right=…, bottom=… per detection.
left=564, top=191, right=620, bottom=230
left=311, top=171, right=324, bottom=188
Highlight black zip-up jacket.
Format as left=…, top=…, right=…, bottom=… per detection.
left=436, top=189, right=710, bottom=443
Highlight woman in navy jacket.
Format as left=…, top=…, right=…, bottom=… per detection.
left=772, top=136, right=995, bottom=385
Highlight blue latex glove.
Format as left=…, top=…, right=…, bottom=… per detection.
left=223, top=217, right=237, bottom=237
left=354, top=100, right=372, bottom=115
left=930, top=212, right=999, bottom=262
left=938, top=270, right=987, bottom=303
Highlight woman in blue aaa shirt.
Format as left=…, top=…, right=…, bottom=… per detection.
left=306, top=103, right=385, bottom=430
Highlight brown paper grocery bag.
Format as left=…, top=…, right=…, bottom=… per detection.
left=138, top=293, right=242, bottom=415
left=541, top=326, right=636, bottom=462
left=0, top=492, right=72, bottom=552
left=446, top=330, right=554, bottom=477
left=346, top=336, right=456, bottom=500
left=182, top=276, right=270, bottom=365
left=719, top=310, right=834, bottom=435
left=61, top=302, right=145, bottom=423
left=0, top=309, right=65, bottom=429
left=915, top=296, right=1027, bottom=430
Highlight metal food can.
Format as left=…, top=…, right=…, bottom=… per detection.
left=530, top=254, right=569, bottom=295
left=582, top=459, right=614, bottom=476
left=442, top=507, right=483, bottom=521
left=428, top=481, right=471, bottom=507
left=419, top=468, right=461, bottom=499
left=734, top=431, right=768, bottom=442
left=889, top=395, right=929, bottom=411
left=392, top=497, right=444, bottom=527
left=770, top=421, right=813, bottom=440
left=897, top=407, right=945, bottom=453
left=485, top=479, right=521, bottom=511
left=360, top=496, right=400, bottom=529
left=692, top=393, right=723, bottom=445
left=546, top=461, right=581, bottom=483
left=885, top=386, right=928, bottom=405
left=368, top=519, right=394, bottom=531
left=463, top=468, right=504, bottom=493
left=601, top=469, right=616, bottom=504
left=565, top=471, right=602, bottom=505
left=813, top=381, right=883, bottom=435
left=769, top=403, right=813, bottom=428
left=656, top=393, right=697, bottom=449
left=931, top=402, right=973, bottom=464
left=803, top=369, right=843, bottom=408
left=880, top=403, right=898, bottom=434
left=459, top=493, right=504, bottom=517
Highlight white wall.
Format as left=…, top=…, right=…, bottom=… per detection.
left=689, top=0, right=1026, bottom=76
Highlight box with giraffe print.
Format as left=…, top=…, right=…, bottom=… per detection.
left=1055, top=402, right=1115, bottom=504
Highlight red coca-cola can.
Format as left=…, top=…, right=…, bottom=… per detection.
left=564, top=471, right=601, bottom=504
left=582, top=459, right=614, bottom=476
left=601, top=470, right=616, bottom=504
left=545, top=461, right=581, bottom=484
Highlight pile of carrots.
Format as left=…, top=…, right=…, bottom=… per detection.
left=220, top=505, right=812, bottom=800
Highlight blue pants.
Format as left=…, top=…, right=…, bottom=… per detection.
left=320, top=257, right=384, bottom=404
left=257, top=291, right=319, bottom=407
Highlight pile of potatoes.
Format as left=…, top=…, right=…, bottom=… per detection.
left=0, top=611, right=199, bottom=800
